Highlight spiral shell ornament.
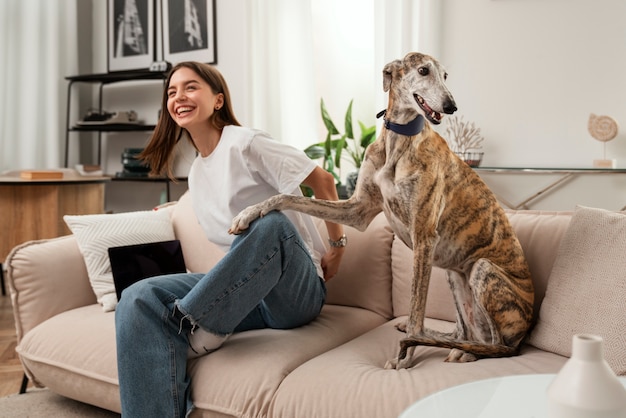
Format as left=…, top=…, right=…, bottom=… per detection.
left=588, top=114, right=619, bottom=142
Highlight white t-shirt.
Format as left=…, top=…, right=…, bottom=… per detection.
left=188, top=125, right=326, bottom=278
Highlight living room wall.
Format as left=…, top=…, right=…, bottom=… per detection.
left=435, top=0, right=626, bottom=210
left=82, top=0, right=626, bottom=212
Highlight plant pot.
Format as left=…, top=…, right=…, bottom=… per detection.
left=346, top=171, right=359, bottom=197
left=336, top=184, right=349, bottom=200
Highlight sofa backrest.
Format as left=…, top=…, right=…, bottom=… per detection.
left=171, top=192, right=226, bottom=274
left=391, top=210, right=573, bottom=324
left=505, top=210, right=572, bottom=321
left=313, top=214, right=395, bottom=319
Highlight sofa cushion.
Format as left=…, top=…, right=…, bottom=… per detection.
left=528, top=206, right=626, bottom=375
left=314, top=213, right=395, bottom=319
left=15, top=305, right=121, bottom=412
left=269, top=317, right=568, bottom=418
left=171, top=192, right=226, bottom=274
left=64, top=208, right=176, bottom=312
left=16, top=303, right=386, bottom=416
left=189, top=304, right=387, bottom=417
left=505, top=210, right=572, bottom=320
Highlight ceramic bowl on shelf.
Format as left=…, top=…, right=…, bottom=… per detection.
left=456, top=151, right=484, bottom=168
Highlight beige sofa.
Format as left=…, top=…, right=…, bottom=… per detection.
left=7, top=192, right=625, bottom=417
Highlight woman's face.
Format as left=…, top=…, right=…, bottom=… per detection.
left=166, top=67, right=224, bottom=131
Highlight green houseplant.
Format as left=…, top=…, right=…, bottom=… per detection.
left=303, top=98, right=376, bottom=198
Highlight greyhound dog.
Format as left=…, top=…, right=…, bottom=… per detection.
left=230, top=52, right=534, bottom=369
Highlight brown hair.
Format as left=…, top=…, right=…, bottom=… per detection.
left=140, top=62, right=241, bottom=179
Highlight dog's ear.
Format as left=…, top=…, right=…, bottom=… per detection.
left=383, top=60, right=402, bottom=92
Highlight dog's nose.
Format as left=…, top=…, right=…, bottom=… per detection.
left=443, top=100, right=457, bottom=115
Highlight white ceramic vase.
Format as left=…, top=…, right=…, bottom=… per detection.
left=547, top=334, right=626, bottom=418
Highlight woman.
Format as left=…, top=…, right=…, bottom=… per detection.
left=115, top=62, right=346, bottom=417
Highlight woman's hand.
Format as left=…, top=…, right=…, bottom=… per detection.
left=302, top=166, right=347, bottom=281
left=321, top=246, right=345, bottom=281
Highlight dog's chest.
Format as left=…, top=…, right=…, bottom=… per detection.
left=379, top=176, right=414, bottom=248
left=372, top=140, right=420, bottom=248
left=386, top=211, right=413, bottom=248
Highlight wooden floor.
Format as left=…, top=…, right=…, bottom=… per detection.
left=0, top=292, right=33, bottom=397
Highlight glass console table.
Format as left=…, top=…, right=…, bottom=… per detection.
left=474, top=167, right=626, bottom=210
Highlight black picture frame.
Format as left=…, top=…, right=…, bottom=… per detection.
left=162, top=0, right=217, bottom=65
left=107, top=0, right=156, bottom=72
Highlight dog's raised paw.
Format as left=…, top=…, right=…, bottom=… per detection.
left=229, top=206, right=260, bottom=234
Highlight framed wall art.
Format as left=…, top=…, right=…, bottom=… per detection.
left=108, top=0, right=156, bottom=72
left=162, top=0, right=217, bottom=65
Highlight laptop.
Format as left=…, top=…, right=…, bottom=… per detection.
left=108, top=240, right=187, bottom=300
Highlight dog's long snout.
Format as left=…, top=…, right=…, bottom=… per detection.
left=443, top=99, right=457, bottom=115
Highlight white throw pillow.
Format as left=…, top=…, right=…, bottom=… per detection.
left=528, top=205, right=626, bottom=375
left=64, top=209, right=175, bottom=312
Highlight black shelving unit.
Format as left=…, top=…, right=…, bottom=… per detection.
left=64, top=70, right=168, bottom=167
left=64, top=70, right=188, bottom=203
left=111, top=176, right=188, bottom=202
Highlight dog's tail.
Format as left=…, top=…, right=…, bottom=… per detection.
left=399, top=335, right=520, bottom=359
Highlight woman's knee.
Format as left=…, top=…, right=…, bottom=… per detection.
left=115, top=280, right=155, bottom=322
left=116, top=276, right=177, bottom=317
left=246, top=211, right=296, bottom=240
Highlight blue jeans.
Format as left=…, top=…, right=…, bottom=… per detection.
left=115, top=212, right=326, bottom=417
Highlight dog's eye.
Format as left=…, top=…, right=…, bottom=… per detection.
left=444, top=73, right=448, bottom=81
left=418, top=67, right=429, bottom=76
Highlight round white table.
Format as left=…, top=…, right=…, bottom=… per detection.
left=399, top=374, right=626, bottom=418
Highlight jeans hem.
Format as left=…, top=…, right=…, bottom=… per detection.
left=173, top=301, right=230, bottom=338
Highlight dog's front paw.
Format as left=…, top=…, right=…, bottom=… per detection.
left=229, top=205, right=265, bottom=235
left=384, top=344, right=417, bottom=370
left=384, top=358, right=398, bottom=370
left=229, top=196, right=283, bottom=234
left=384, top=355, right=415, bottom=370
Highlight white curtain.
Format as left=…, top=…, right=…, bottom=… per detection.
left=247, top=0, right=318, bottom=149
left=374, top=0, right=442, bottom=126
left=247, top=0, right=441, bottom=165
left=0, top=0, right=78, bottom=171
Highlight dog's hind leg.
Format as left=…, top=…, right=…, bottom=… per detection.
left=400, top=259, right=533, bottom=362
left=467, top=258, right=533, bottom=350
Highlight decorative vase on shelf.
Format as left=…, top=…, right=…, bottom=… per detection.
left=547, top=334, right=626, bottom=418
left=455, top=151, right=484, bottom=168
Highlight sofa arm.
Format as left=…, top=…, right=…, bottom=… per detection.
left=6, top=235, right=97, bottom=343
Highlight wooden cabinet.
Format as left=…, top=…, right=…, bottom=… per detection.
left=0, top=173, right=108, bottom=261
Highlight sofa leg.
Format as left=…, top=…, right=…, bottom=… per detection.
left=19, top=374, right=28, bottom=394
